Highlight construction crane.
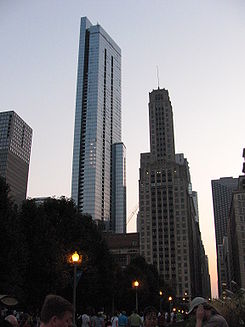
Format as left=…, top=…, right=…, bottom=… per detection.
left=126, top=204, right=139, bottom=226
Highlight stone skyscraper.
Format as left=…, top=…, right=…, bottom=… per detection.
left=211, top=177, right=238, bottom=296
left=72, top=17, right=126, bottom=232
left=228, top=149, right=245, bottom=288
left=0, top=111, right=32, bottom=205
left=138, top=88, right=210, bottom=298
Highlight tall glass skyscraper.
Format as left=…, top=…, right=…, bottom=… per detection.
left=72, top=17, right=126, bottom=231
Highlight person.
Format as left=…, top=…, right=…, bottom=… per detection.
left=111, top=313, right=118, bottom=327
left=81, top=313, right=90, bottom=327
left=104, top=315, right=111, bottom=327
left=90, top=310, right=97, bottom=327
left=164, top=312, right=168, bottom=324
left=128, top=310, right=142, bottom=327
left=4, top=316, right=18, bottom=327
left=40, top=295, right=73, bottom=327
left=19, top=314, right=32, bottom=327
left=118, top=312, right=127, bottom=327
left=187, top=297, right=229, bottom=327
left=143, top=307, right=158, bottom=327
left=170, top=312, right=175, bottom=324
left=96, top=312, right=104, bottom=327
left=157, top=312, right=165, bottom=327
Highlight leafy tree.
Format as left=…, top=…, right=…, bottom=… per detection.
left=0, top=177, right=26, bottom=300
left=212, top=288, right=245, bottom=327
left=0, top=187, right=168, bottom=313
left=18, top=197, right=114, bottom=310
left=113, top=256, right=162, bottom=312
left=19, top=199, right=63, bottom=309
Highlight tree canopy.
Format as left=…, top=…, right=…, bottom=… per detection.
left=0, top=177, right=168, bottom=313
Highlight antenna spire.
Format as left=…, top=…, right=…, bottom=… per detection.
left=156, top=66, right=160, bottom=89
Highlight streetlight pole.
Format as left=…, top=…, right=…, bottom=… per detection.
left=168, top=296, right=173, bottom=315
left=73, top=263, right=77, bottom=325
left=159, top=291, right=163, bottom=312
left=133, top=280, right=139, bottom=312
left=71, top=251, right=81, bottom=326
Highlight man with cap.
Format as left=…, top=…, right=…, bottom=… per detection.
left=187, top=297, right=228, bottom=327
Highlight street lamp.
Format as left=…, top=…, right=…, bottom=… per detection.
left=132, top=280, right=139, bottom=312
left=159, top=291, right=163, bottom=312
left=168, top=296, right=173, bottom=314
left=71, top=251, right=82, bottom=326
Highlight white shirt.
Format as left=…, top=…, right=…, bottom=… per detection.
left=82, top=314, right=90, bottom=327
left=111, top=316, right=118, bottom=327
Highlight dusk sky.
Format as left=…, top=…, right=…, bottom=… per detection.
left=1, top=0, right=245, bottom=298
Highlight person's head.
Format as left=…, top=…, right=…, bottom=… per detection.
left=40, top=295, right=73, bottom=327
left=143, top=306, right=158, bottom=327
left=187, top=297, right=215, bottom=321
left=5, top=315, right=18, bottom=327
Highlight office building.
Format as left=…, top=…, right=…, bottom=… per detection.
left=211, top=177, right=238, bottom=296
left=0, top=111, right=32, bottom=205
left=227, top=149, right=245, bottom=288
left=103, top=232, right=140, bottom=269
left=71, top=17, right=126, bottom=232
left=138, top=88, right=210, bottom=298
left=112, top=143, right=127, bottom=233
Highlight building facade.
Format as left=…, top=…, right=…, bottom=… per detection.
left=138, top=88, right=210, bottom=299
left=227, top=150, right=245, bottom=289
left=211, top=177, right=238, bottom=296
left=0, top=111, right=32, bottom=205
left=112, top=143, right=127, bottom=233
left=71, top=17, right=126, bottom=232
left=103, top=232, right=140, bottom=269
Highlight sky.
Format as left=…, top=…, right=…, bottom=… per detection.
left=1, top=0, right=245, bottom=298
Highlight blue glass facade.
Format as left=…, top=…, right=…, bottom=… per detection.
left=112, top=143, right=126, bottom=233
left=72, top=17, right=125, bottom=229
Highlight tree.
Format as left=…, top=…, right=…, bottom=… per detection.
left=113, top=256, right=162, bottom=312
left=18, top=197, right=114, bottom=310
left=0, top=177, right=25, bottom=300
left=19, top=199, right=63, bottom=309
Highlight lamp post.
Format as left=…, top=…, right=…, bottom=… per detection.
left=133, top=280, right=139, bottom=312
left=159, top=291, right=163, bottom=312
left=168, top=296, right=173, bottom=315
left=71, top=251, right=82, bottom=326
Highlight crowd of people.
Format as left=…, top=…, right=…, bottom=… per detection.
left=0, top=295, right=229, bottom=327
left=76, top=308, right=182, bottom=327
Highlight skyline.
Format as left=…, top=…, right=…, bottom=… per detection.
left=1, top=0, right=245, bottom=298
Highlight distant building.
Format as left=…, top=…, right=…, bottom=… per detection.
left=211, top=177, right=238, bottom=296
left=112, top=143, right=127, bottom=233
left=228, top=150, right=245, bottom=288
left=33, top=197, right=50, bottom=206
left=103, top=232, right=140, bottom=268
left=71, top=17, right=126, bottom=232
left=0, top=111, right=32, bottom=205
left=138, top=88, right=210, bottom=298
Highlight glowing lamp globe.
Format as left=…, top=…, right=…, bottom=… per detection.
left=72, top=251, right=80, bottom=263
